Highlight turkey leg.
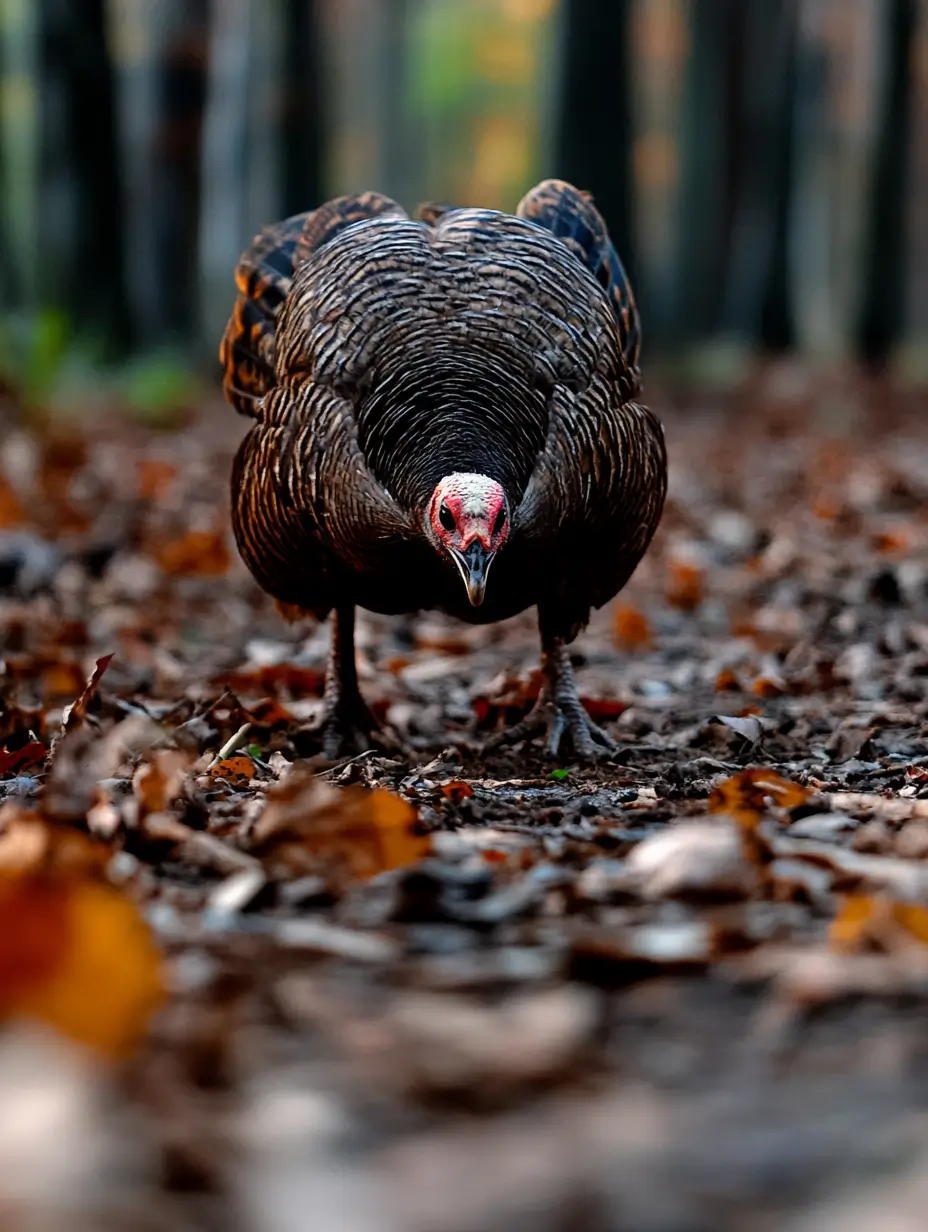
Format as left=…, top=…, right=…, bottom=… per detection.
left=484, top=614, right=619, bottom=761
left=318, top=603, right=380, bottom=759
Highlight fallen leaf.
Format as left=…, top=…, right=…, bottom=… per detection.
left=830, top=894, right=928, bottom=953
left=714, top=668, right=741, bottom=692
left=133, top=749, right=192, bottom=819
left=137, top=458, right=176, bottom=500
left=666, top=560, right=703, bottom=611
left=626, top=822, right=757, bottom=900
left=209, top=755, right=256, bottom=783
left=440, top=781, right=473, bottom=803
left=154, top=527, right=230, bottom=577
left=612, top=604, right=653, bottom=652
left=0, top=811, right=162, bottom=1056
left=0, top=873, right=163, bottom=1057
left=708, top=767, right=810, bottom=828
left=251, top=768, right=428, bottom=883
left=0, top=739, right=45, bottom=778
left=872, top=527, right=911, bottom=555
left=751, top=675, right=787, bottom=698
left=53, top=653, right=114, bottom=746
left=580, top=697, right=627, bottom=721
left=0, top=473, right=24, bottom=528
left=218, top=664, right=324, bottom=698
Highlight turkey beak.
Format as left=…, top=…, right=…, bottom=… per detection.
left=452, top=541, right=495, bottom=607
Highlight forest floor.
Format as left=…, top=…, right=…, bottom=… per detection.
left=1, top=362, right=928, bottom=1230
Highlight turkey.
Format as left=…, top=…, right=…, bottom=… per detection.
left=221, top=179, right=667, bottom=760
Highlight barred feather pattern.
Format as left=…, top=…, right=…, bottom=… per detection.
left=223, top=179, right=667, bottom=637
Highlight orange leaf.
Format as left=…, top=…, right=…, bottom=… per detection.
left=252, top=770, right=428, bottom=883
left=137, top=458, right=177, bottom=500
left=830, top=895, right=928, bottom=953
left=872, top=527, right=911, bottom=555
left=714, top=668, right=741, bottom=692
left=0, top=473, right=24, bottom=529
left=0, top=874, right=163, bottom=1057
left=440, top=781, right=474, bottom=803
left=666, top=560, right=703, bottom=611
left=0, top=815, right=163, bottom=1057
left=155, top=528, right=230, bottom=577
left=133, top=750, right=191, bottom=819
left=612, top=604, right=653, bottom=652
left=708, top=768, right=809, bottom=828
left=210, top=755, right=256, bottom=782
left=751, top=676, right=787, bottom=698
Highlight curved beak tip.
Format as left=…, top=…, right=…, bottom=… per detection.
left=452, top=543, right=496, bottom=608
left=465, top=580, right=486, bottom=608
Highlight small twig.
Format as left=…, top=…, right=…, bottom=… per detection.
left=208, top=722, right=252, bottom=770
left=179, top=689, right=231, bottom=729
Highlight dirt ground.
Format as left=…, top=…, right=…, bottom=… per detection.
left=2, top=362, right=928, bottom=1231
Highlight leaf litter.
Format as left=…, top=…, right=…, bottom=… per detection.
left=1, top=369, right=928, bottom=1226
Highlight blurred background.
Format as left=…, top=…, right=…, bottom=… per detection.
left=0, top=0, right=925, bottom=411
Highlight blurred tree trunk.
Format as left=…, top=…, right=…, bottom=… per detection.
left=38, top=0, right=128, bottom=350
left=199, top=0, right=287, bottom=356
left=672, top=0, right=743, bottom=343
left=788, top=0, right=884, bottom=358
left=901, top=0, right=928, bottom=362
left=0, top=66, right=13, bottom=307
left=720, top=0, right=798, bottom=350
left=857, top=0, right=916, bottom=364
left=108, top=0, right=208, bottom=347
left=553, top=0, right=635, bottom=278
left=281, top=0, right=324, bottom=215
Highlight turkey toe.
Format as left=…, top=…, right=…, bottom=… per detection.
left=485, top=695, right=619, bottom=762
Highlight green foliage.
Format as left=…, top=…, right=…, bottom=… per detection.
left=117, top=351, right=198, bottom=423
left=548, top=768, right=570, bottom=781
left=0, top=307, right=70, bottom=408
left=0, top=312, right=200, bottom=423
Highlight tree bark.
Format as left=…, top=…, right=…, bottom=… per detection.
left=553, top=0, right=635, bottom=280
left=38, top=0, right=128, bottom=351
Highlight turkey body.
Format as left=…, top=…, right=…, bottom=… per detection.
left=222, top=181, right=667, bottom=758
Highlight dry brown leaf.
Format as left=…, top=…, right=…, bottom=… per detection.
left=251, top=768, right=428, bottom=883
left=45, top=653, right=114, bottom=772
left=714, top=668, right=741, bottom=692
left=708, top=768, right=810, bottom=828
left=154, top=527, right=230, bottom=577
left=666, top=560, right=703, bottom=611
left=137, top=458, right=176, bottom=500
left=0, top=472, right=24, bottom=528
left=0, top=739, right=45, bottom=778
left=133, top=749, right=192, bottom=819
left=612, top=604, right=653, bottom=652
left=0, top=807, right=110, bottom=876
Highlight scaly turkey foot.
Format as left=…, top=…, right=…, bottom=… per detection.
left=313, top=602, right=387, bottom=760
left=483, top=633, right=620, bottom=762
left=317, top=694, right=382, bottom=760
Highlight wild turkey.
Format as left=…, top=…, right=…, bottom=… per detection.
left=221, top=179, right=667, bottom=760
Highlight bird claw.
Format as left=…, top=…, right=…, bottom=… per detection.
left=484, top=695, right=620, bottom=762
left=316, top=696, right=385, bottom=761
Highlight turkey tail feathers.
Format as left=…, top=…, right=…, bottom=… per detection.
left=517, top=179, right=641, bottom=371
left=220, top=192, right=406, bottom=417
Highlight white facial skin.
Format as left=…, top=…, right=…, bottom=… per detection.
left=427, top=472, right=510, bottom=606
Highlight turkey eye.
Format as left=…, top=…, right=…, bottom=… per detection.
left=493, top=510, right=507, bottom=536
left=439, top=503, right=456, bottom=532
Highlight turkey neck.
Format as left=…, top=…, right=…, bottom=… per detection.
left=355, top=345, right=549, bottom=510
